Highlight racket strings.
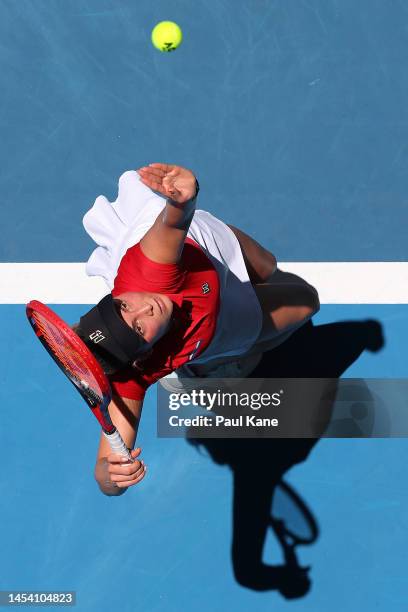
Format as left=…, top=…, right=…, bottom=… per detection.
left=271, top=484, right=317, bottom=543
left=33, top=312, right=104, bottom=400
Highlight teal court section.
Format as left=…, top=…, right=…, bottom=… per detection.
left=1, top=305, right=408, bottom=611
left=0, top=0, right=407, bottom=262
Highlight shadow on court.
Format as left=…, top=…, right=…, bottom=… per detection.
left=186, top=317, right=384, bottom=599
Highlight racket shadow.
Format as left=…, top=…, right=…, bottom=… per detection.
left=186, top=317, right=384, bottom=599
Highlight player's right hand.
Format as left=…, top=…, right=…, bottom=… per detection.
left=104, top=447, right=147, bottom=489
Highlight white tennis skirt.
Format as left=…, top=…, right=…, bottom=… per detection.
left=83, top=170, right=263, bottom=364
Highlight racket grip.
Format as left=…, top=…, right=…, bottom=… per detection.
left=103, top=429, right=134, bottom=462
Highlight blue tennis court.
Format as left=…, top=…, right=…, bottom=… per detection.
left=1, top=1, right=407, bottom=610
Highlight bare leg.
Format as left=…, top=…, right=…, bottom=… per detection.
left=253, top=269, right=320, bottom=338
left=227, top=224, right=277, bottom=283
left=225, top=224, right=320, bottom=347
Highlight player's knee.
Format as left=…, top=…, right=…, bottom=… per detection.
left=297, top=284, right=320, bottom=322
left=259, top=250, right=277, bottom=280
left=299, top=286, right=320, bottom=320
left=308, top=285, right=320, bottom=315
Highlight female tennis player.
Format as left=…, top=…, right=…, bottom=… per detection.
left=76, top=163, right=320, bottom=495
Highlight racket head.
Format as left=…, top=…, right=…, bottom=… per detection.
left=26, top=300, right=114, bottom=433
left=271, top=480, right=319, bottom=545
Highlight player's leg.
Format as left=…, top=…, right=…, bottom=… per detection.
left=253, top=269, right=320, bottom=338
left=227, top=223, right=319, bottom=332
left=227, top=224, right=277, bottom=283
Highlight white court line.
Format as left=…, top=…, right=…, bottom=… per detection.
left=0, top=262, right=407, bottom=304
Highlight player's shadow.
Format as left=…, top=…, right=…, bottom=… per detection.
left=186, top=318, right=384, bottom=599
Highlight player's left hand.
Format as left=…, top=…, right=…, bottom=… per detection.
left=137, top=163, right=198, bottom=205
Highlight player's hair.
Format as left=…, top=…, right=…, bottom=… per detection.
left=70, top=322, right=152, bottom=376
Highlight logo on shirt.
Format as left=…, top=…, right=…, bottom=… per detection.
left=202, top=282, right=210, bottom=295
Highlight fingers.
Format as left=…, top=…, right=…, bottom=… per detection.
left=137, top=168, right=179, bottom=200
left=138, top=164, right=177, bottom=178
left=138, top=174, right=164, bottom=192
left=137, top=164, right=179, bottom=182
left=137, top=168, right=168, bottom=196
left=115, top=472, right=146, bottom=489
left=110, top=461, right=146, bottom=486
left=148, top=163, right=175, bottom=173
left=138, top=166, right=166, bottom=179
left=136, top=164, right=196, bottom=204
left=107, top=447, right=141, bottom=464
left=106, top=447, right=147, bottom=488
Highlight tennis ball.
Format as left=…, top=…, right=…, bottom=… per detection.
left=151, top=21, right=183, bottom=52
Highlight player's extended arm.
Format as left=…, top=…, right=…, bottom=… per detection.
left=94, top=395, right=145, bottom=496
left=138, top=163, right=199, bottom=264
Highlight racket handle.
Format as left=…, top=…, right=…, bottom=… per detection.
left=103, top=429, right=134, bottom=462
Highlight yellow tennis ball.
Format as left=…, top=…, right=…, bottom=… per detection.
left=151, top=21, right=183, bottom=52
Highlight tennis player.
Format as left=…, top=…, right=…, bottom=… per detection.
left=75, top=164, right=320, bottom=495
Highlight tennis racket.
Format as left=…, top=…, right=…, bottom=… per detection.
left=26, top=300, right=133, bottom=462
left=270, top=480, right=318, bottom=570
